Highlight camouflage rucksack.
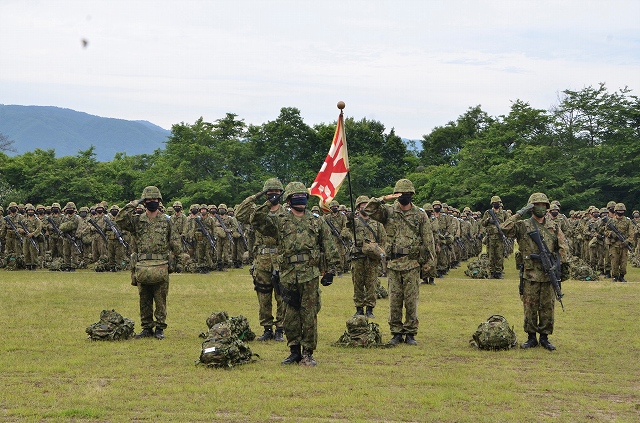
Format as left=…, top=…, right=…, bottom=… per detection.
left=334, top=315, right=386, bottom=348
left=198, top=322, right=255, bottom=368
left=200, top=311, right=256, bottom=341
left=567, top=256, right=599, bottom=281
left=465, top=254, right=490, bottom=279
left=85, top=309, right=135, bottom=341
left=470, top=315, right=517, bottom=350
left=375, top=282, right=389, bottom=299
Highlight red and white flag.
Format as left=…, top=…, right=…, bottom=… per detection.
left=309, top=111, right=349, bottom=211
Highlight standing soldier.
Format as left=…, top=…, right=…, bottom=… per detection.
left=421, top=203, right=439, bottom=285
left=348, top=195, right=387, bottom=318
left=170, top=201, right=189, bottom=253
left=501, top=192, right=569, bottom=351
left=59, top=202, right=81, bottom=271
left=325, top=200, right=348, bottom=274
left=89, top=203, right=109, bottom=268
left=214, top=204, right=235, bottom=271
left=0, top=205, right=5, bottom=261
left=3, top=202, right=22, bottom=256
left=606, top=203, right=633, bottom=282
left=188, top=204, right=216, bottom=273
left=48, top=203, right=64, bottom=261
left=228, top=207, right=245, bottom=268
left=482, top=195, right=509, bottom=279
left=77, top=206, right=93, bottom=265
left=251, top=181, right=340, bottom=366
left=236, top=178, right=287, bottom=343
left=106, top=205, right=127, bottom=271
left=365, top=179, right=436, bottom=346
left=431, top=200, right=453, bottom=278
left=116, top=186, right=182, bottom=340
left=18, top=204, right=42, bottom=270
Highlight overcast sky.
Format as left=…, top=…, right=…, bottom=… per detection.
left=1, top=0, right=639, bottom=141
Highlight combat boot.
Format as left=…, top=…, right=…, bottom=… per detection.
left=365, top=306, right=375, bottom=318
left=281, top=345, right=302, bottom=365
left=428, top=277, right=436, bottom=285
left=274, top=327, right=285, bottom=342
left=257, top=327, right=274, bottom=341
left=353, top=307, right=364, bottom=316
left=604, top=270, right=611, bottom=278
left=387, top=333, right=403, bottom=346
left=619, top=274, right=627, bottom=282
left=134, top=327, right=155, bottom=339
left=300, top=348, right=317, bottom=367
left=405, top=334, right=418, bottom=345
left=520, top=333, right=538, bottom=349
left=154, top=328, right=165, bottom=340
left=495, top=272, right=503, bottom=279
left=612, top=276, right=618, bottom=282
left=539, top=334, right=556, bottom=351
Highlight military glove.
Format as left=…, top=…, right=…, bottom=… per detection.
left=516, top=204, right=534, bottom=216
left=320, top=272, right=334, bottom=286
left=268, top=192, right=283, bottom=205
left=254, top=189, right=268, bottom=199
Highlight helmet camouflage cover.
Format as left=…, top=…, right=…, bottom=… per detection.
left=490, top=196, right=502, bottom=204
left=262, top=178, right=284, bottom=192
left=283, top=181, right=308, bottom=199
left=614, top=203, right=626, bottom=212
left=141, top=186, right=162, bottom=201
left=393, top=179, right=415, bottom=194
left=355, top=195, right=370, bottom=207
left=527, top=192, right=550, bottom=207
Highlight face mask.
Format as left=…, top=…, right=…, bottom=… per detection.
left=219, top=210, right=227, bottom=215
left=37, top=210, right=44, bottom=215
left=330, top=207, right=339, bottom=213
left=174, top=207, right=182, bottom=213
left=616, top=211, right=625, bottom=217
left=492, top=203, right=500, bottom=210
left=550, top=211, right=559, bottom=217
left=110, top=210, right=118, bottom=216
left=426, top=211, right=432, bottom=218
left=532, top=205, right=548, bottom=218
left=45, top=210, right=51, bottom=215
left=52, top=208, right=60, bottom=214
left=398, top=194, right=412, bottom=206
left=97, top=209, right=104, bottom=214
left=191, top=209, right=198, bottom=215
left=289, top=195, right=308, bottom=211
left=9, top=207, right=17, bottom=213
left=145, top=201, right=159, bottom=212
left=433, top=206, right=441, bottom=213
left=27, top=211, right=35, bottom=217
left=634, top=213, right=639, bottom=219
left=593, top=213, right=600, bottom=219
left=66, top=209, right=75, bottom=215
left=80, top=212, right=87, bottom=218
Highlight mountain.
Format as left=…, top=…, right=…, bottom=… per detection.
left=0, top=105, right=171, bottom=161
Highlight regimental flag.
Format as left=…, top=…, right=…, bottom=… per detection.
left=309, top=111, right=350, bottom=211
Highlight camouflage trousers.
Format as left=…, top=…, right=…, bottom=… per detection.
left=522, top=280, right=555, bottom=335
left=283, top=277, right=320, bottom=351
left=216, top=237, right=233, bottom=268
left=387, top=266, right=420, bottom=335
left=254, top=267, right=284, bottom=329
left=436, top=245, right=450, bottom=272
left=195, top=239, right=213, bottom=269
left=351, top=256, right=378, bottom=308
left=138, top=280, right=169, bottom=330
left=107, top=238, right=126, bottom=268
left=22, top=238, right=39, bottom=266
left=62, top=238, right=81, bottom=268
left=609, top=244, right=628, bottom=278
left=486, top=237, right=505, bottom=273
left=5, top=232, right=21, bottom=255
left=92, top=238, right=108, bottom=263
left=49, top=236, right=63, bottom=260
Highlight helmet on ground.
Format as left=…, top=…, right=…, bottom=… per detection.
left=527, top=192, right=550, bottom=207
left=283, top=182, right=308, bottom=199
left=355, top=196, right=370, bottom=207
left=614, top=203, right=626, bottom=212
left=490, top=196, right=502, bottom=204
left=141, top=186, right=162, bottom=201
left=393, top=179, right=415, bottom=194
left=262, top=178, right=284, bottom=192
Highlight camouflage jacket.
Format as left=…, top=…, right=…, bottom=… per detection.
left=482, top=209, right=509, bottom=239
left=235, top=195, right=280, bottom=270
left=501, top=215, right=569, bottom=283
left=170, top=213, right=189, bottom=236
left=250, top=201, right=340, bottom=284
left=346, top=213, right=387, bottom=253
left=364, top=198, right=435, bottom=271
left=19, top=216, right=43, bottom=238
left=115, top=202, right=181, bottom=259
left=604, top=216, right=634, bottom=247
left=59, top=214, right=80, bottom=234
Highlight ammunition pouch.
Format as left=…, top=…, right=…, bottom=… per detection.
left=280, top=283, right=301, bottom=310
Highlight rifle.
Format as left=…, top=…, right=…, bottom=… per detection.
left=195, top=216, right=217, bottom=252
left=235, top=221, right=249, bottom=250
left=527, top=229, right=564, bottom=311
left=18, top=220, right=40, bottom=253
left=602, top=216, right=634, bottom=252
left=488, top=209, right=512, bottom=258
left=325, top=218, right=348, bottom=249
left=454, top=237, right=467, bottom=252
left=104, top=215, right=130, bottom=252
left=87, top=218, right=108, bottom=243
left=214, top=214, right=235, bottom=244
left=47, top=216, right=83, bottom=254
left=4, top=216, right=24, bottom=246
left=181, top=235, right=194, bottom=251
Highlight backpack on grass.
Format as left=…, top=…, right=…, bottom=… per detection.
left=86, top=309, right=135, bottom=341
left=198, top=322, right=256, bottom=368
left=470, top=315, right=517, bottom=350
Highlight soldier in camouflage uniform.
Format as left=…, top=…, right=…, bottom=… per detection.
left=188, top=204, right=216, bottom=273
left=251, top=181, right=340, bottom=366
left=3, top=202, right=22, bottom=256
left=47, top=202, right=64, bottom=260
left=421, top=203, right=439, bottom=285
left=324, top=200, right=348, bottom=274
left=169, top=201, right=189, bottom=253
left=88, top=203, right=109, bottom=267
left=482, top=195, right=509, bottom=279
left=236, top=178, right=287, bottom=342
left=365, top=179, right=436, bottom=346
left=606, top=203, right=634, bottom=282
left=632, top=210, right=640, bottom=255
left=0, top=205, right=5, bottom=260
left=18, top=204, right=42, bottom=270
left=77, top=206, right=93, bottom=265
left=59, top=202, right=81, bottom=271
left=213, top=204, right=235, bottom=271
left=106, top=204, right=127, bottom=271
left=431, top=200, right=453, bottom=278
left=116, top=186, right=182, bottom=340
left=501, top=192, right=569, bottom=351
left=348, top=195, right=387, bottom=318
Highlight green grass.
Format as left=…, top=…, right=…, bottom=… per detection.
left=1, top=257, right=639, bottom=422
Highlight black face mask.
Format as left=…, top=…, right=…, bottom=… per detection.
left=426, top=211, right=433, bottom=218
left=96, top=209, right=104, bottom=214
left=492, top=203, right=500, bottom=210
left=433, top=206, right=441, bottom=213
left=290, top=195, right=308, bottom=211
left=616, top=211, right=625, bottom=217
left=398, top=194, right=412, bottom=206
left=191, top=209, right=198, bottom=215
left=135, top=209, right=144, bottom=215
left=219, top=210, right=227, bottom=215
left=174, top=207, right=182, bottom=213
left=9, top=207, right=17, bottom=213
left=593, top=214, right=600, bottom=219
left=550, top=211, right=559, bottom=217
left=52, top=208, right=60, bottom=214
left=634, top=213, right=640, bottom=219
left=66, top=209, right=75, bottom=215
left=330, top=207, right=339, bottom=213
left=80, top=212, right=87, bottom=218
left=145, top=201, right=160, bottom=212
left=27, top=211, right=35, bottom=217
left=110, top=210, right=118, bottom=216
left=37, top=210, right=44, bottom=215
left=45, top=210, right=51, bottom=215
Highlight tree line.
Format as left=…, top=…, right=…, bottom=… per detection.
left=0, top=83, right=638, bottom=213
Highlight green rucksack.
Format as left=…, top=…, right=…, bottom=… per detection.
left=334, top=315, right=386, bottom=348
left=200, top=311, right=256, bottom=341
left=198, top=322, right=255, bottom=368
left=470, top=315, right=517, bottom=350
left=85, top=309, right=135, bottom=341
left=465, top=254, right=490, bottom=279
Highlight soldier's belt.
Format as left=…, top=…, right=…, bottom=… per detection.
left=259, top=247, right=279, bottom=255
left=138, top=253, right=169, bottom=261
left=286, top=253, right=310, bottom=264
left=392, top=247, right=411, bottom=256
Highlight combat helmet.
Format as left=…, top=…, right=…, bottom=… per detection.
left=422, top=203, right=434, bottom=212
left=79, top=206, right=89, bottom=213
left=607, top=200, right=616, bottom=210
left=311, top=205, right=321, bottom=213
left=173, top=201, right=183, bottom=208
left=355, top=195, right=370, bottom=207
left=64, top=202, right=77, bottom=210
left=141, top=186, right=162, bottom=201
left=432, top=200, right=442, bottom=207
left=51, top=202, right=61, bottom=210
left=9, top=201, right=18, bottom=208
left=218, top=204, right=227, bottom=211
left=330, top=200, right=339, bottom=208
left=283, top=182, right=308, bottom=199
left=25, top=203, right=35, bottom=211
left=490, top=196, right=502, bottom=204
left=393, top=179, right=415, bottom=194
left=527, top=192, right=550, bottom=207
left=262, top=178, right=284, bottom=192
left=339, top=204, right=347, bottom=211
left=614, top=203, right=626, bottom=212
left=550, top=203, right=560, bottom=211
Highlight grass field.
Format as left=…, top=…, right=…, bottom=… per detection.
left=1, top=256, right=639, bottom=422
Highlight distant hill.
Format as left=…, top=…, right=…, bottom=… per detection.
left=0, top=105, right=170, bottom=161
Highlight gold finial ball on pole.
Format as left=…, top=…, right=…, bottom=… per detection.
left=337, top=101, right=346, bottom=110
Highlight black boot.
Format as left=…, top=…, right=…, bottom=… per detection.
left=428, top=277, right=435, bottom=285
left=520, top=333, right=538, bottom=349
left=495, top=272, right=503, bottom=279
left=274, top=327, right=285, bottom=342
left=619, top=274, right=627, bottom=282
left=154, top=328, right=165, bottom=340
left=281, top=345, right=302, bottom=364
left=365, top=306, right=375, bottom=318
left=388, top=333, right=404, bottom=346
left=354, top=307, right=364, bottom=316
left=605, top=270, right=611, bottom=278
left=405, top=334, right=418, bottom=345
left=134, top=327, right=155, bottom=339
left=539, top=334, right=556, bottom=351
left=300, top=348, right=317, bottom=367
left=257, top=327, right=274, bottom=341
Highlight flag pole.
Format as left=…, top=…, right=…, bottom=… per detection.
left=338, top=101, right=358, bottom=247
